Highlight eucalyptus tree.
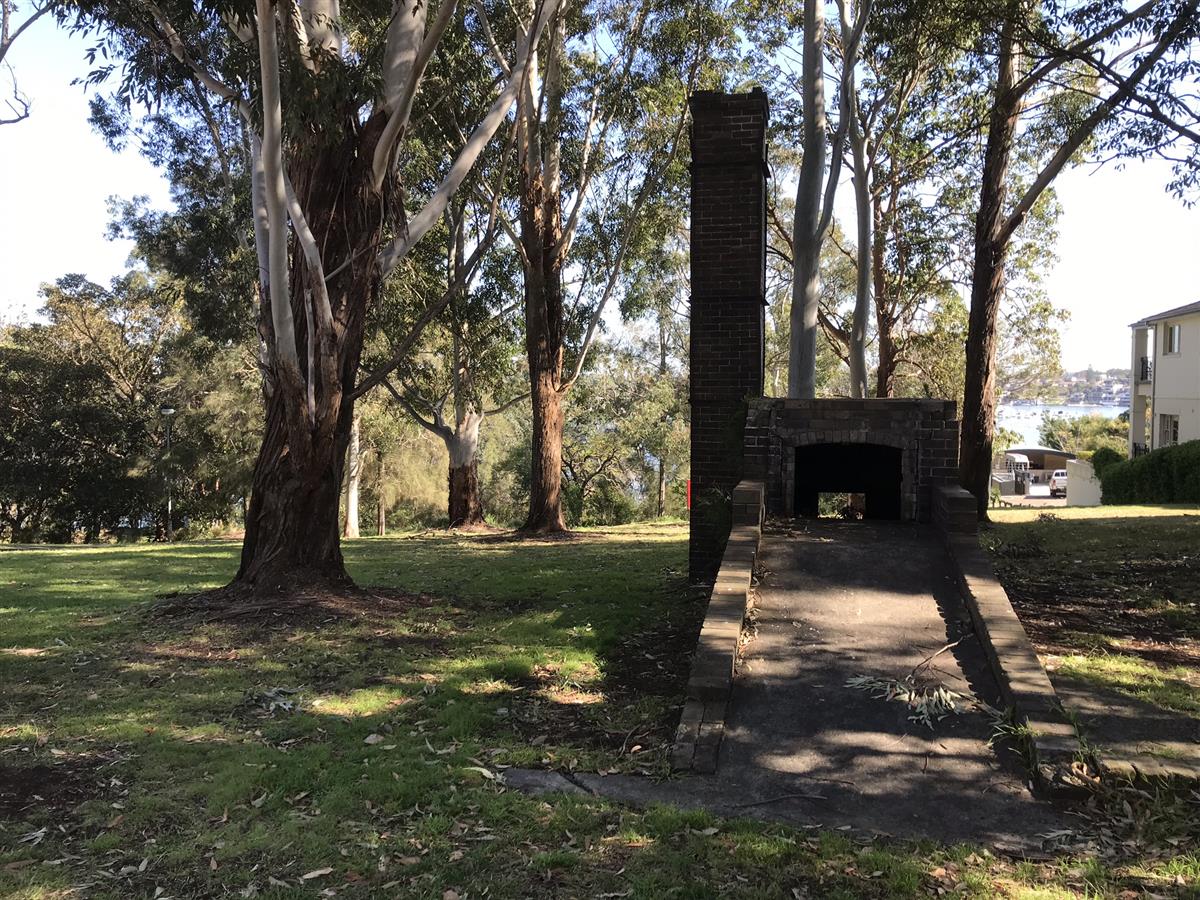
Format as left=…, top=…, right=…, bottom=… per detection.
left=373, top=196, right=527, bottom=528
left=738, top=0, right=872, bottom=397
left=39, top=271, right=183, bottom=409
left=790, top=0, right=870, bottom=398
left=625, top=240, right=689, bottom=518
left=72, top=0, right=562, bottom=597
left=0, top=0, right=57, bottom=124
left=959, top=0, right=1200, bottom=515
left=476, top=0, right=728, bottom=532
left=836, top=0, right=985, bottom=397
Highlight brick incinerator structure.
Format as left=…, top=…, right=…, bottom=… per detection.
left=688, top=90, right=963, bottom=580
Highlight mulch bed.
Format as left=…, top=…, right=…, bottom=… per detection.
left=149, top=583, right=440, bottom=630
left=0, top=757, right=108, bottom=817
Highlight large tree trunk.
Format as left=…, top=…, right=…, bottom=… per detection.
left=876, top=322, right=897, bottom=398
left=520, top=173, right=568, bottom=533
left=448, top=459, right=484, bottom=527
left=788, top=0, right=827, bottom=400
left=872, top=192, right=896, bottom=398
left=235, top=119, right=386, bottom=593
left=525, top=366, right=566, bottom=532
left=238, top=394, right=354, bottom=587
left=656, top=456, right=667, bottom=518
left=846, top=40, right=871, bottom=398
left=960, top=15, right=1020, bottom=518
left=343, top=414, right=361, bottom=538
left=446, top=413, right=485, bottom=527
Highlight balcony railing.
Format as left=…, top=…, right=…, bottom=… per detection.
left=1138, top=357, right=1153, bottom=382
left=1132, top=443, right=1150, bottom=458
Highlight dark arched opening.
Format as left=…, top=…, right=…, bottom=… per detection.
left=794, top=442, right=903, bottom=520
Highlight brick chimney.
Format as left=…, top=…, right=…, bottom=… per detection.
left=688, top=89, right=768, bottom=580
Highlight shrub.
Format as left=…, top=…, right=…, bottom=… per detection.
left=1101, top=440, right=1200, bottom=504
left=1090, top=446, right=1124, bottom=478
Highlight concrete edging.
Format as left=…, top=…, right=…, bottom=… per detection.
left=1091, top=751, right=1200, bottom=783
left=672, top=480, right=764, bottom=774
left=933, top=486, right=1085, bottom=795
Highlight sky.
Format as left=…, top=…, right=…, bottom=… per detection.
left=2, top=20, right=1198, bottom=372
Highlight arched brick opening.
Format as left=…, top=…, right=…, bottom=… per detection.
left=793, top=442, right=904, bottom=519
left=785, top=430, right=919, bottom=520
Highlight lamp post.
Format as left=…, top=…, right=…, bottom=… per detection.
left=160, top=404, right=176, bottom=541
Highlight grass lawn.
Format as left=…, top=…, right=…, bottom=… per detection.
left=1, top=524, right=1197, bottom=898
left=985, top=505, right=1200, bottom=721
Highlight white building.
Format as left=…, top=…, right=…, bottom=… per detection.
left=1130, top=300, right=1200, bottom=456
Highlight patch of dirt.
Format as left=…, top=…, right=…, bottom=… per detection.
left=601, top=614, right=706, bottom=700
left=474, top=529, right=586, bottom=545
left=993, top=558, right=1200, bottom=669
left=495, top=592, right=707, bottom=759
left=0, top=757, right=107, bottom=817
left=150, top=583, right=440, bottom=631
left=445, top=522, right=506, bottom=535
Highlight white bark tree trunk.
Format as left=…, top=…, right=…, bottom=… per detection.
left=847, top=88, right=871, bottom=398
left=343, top=414, right=361, bottom=538
left=788, top=0, right=827, bottom=400
left=788, top=0, right=872, bottom=399
left=375, top=453, right=387, bottom=536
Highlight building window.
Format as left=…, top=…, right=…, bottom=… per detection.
left=1164, top=323, right=1182, bottom=354
left=1159, top=413, right=1179, bottom=447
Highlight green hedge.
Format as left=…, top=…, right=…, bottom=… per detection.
left=1089, top=446, right=1124, bottom=479
left=1101, top=440, right=1200, bottom=504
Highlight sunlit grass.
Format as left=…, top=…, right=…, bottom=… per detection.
left=1, top=525, right=1196, bottom=898
left=990, top=503, right=1200, bottom=524
left=1057, top=652, right=1200, bottom=718
left=986, top=506, right=1200, bottom=721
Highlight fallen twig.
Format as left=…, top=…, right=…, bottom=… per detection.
left=909, top=636, right=969, bottom=681
left=734, top=792, right=826, bottom=807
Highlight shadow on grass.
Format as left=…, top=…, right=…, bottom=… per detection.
left=0, top=526, right=728, bottom=895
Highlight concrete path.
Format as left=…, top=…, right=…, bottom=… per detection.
left=713, top=520, right=1068, bottom=845
left=508, top=520, right=1073, bottom=849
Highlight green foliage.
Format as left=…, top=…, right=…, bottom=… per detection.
left=992, top=426, right=1022, bottom=457
left=1101, top=441, right=1200, bottom=505
left=1089, top=446, right=1124, bottom=478
left=1039, top=412, right=1128, bottom=456
left=0, top=332, right=150, bottom=541
left=0, top=270, right=259, bottom=542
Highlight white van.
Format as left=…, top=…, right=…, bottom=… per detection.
left=1049, top=469, right=1068, bottom=497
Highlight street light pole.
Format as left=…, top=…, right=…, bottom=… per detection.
left=160, top=404, right=176, bottom=542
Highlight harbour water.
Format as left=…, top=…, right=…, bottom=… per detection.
left=996, top=403, right=1124, bottom=447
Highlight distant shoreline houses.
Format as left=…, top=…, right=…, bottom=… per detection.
left=1002, top=368, right=1131, bottom=409
left=1129, top=300, right=1200, bottom=457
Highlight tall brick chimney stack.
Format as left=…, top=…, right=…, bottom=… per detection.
left=688, top=89, right=768, bottom=581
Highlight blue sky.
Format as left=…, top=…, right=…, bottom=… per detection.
left=1, top=18, right=1197, bottom=371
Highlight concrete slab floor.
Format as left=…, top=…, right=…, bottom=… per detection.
left=711, top=519, right=1070, bottom=846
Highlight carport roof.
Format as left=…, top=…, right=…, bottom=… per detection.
left=1008, top=446, right=1077, bottom=459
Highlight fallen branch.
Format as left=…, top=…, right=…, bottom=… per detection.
left=909, top=636, right=970, bottom=681
left=734, top=792, right=826, bottom=807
